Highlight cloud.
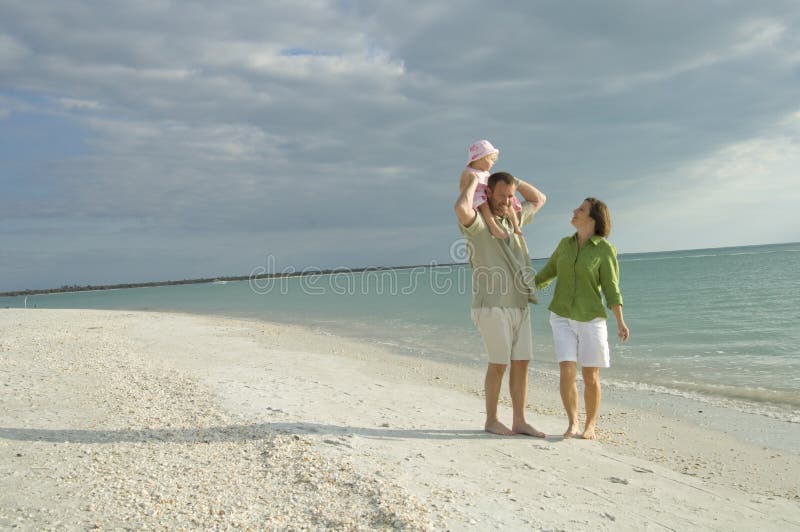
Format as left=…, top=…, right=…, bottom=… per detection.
left=1, top=0, right=800, bottom=289
left=57, top=97, right=103, bottom=111
left=601, top=18, right=788, bottom=93
left=607, top=109, right=800, bottom=251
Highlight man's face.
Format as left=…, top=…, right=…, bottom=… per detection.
left=487, top=181, right=517, bottom=217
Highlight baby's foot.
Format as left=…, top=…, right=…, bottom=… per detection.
left=489, top=225, right=509, bottom=239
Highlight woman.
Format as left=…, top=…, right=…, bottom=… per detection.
left=535, top=198, right=630, bottom=440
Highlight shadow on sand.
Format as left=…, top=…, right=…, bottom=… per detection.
left=0, top=422, right=565, bottom=444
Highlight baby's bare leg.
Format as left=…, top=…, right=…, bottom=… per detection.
left=478, top=202, right=508, bottom=239
left=510, top=208, right=523, bottom=235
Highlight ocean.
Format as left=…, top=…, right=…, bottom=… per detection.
left=3, top=242, right=799, bottom=432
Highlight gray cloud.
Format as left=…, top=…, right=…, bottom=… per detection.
left=1, top=0, right=799, bottom=290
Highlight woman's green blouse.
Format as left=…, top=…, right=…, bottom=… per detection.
left=534, top=234, right=623, bottom=322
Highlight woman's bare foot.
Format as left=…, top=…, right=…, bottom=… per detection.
left=512, top=422, right=545, bottom=438
left=582, top=424, right=598, bottom=440
left=513, top=227, right=523, bottom=236
left=485, top=419, right=514, bottom=436
left=563, top=422, right=581, bottom=439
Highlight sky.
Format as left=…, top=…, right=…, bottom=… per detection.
left=2, top=1, right=799, bottom=291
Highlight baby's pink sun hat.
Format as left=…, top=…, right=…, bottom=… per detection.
left=468, top=139, right=499, bottom=163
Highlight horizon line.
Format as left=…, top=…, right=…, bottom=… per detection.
left=2, top=240, right=798, bottom=297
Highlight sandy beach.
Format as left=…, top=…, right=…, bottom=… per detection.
left=1, top=309, right=798, bottom=530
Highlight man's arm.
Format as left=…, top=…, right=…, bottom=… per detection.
left=454, top=170, right=479, bottom=227
left=516, top=179, right=547, bottom=215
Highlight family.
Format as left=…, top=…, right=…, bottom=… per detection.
left=454, top=139, right=630, bottom=440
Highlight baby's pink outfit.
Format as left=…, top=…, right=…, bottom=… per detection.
left=466, top=167, right=522, bottom=212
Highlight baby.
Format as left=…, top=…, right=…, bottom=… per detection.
left=458, top=139, right=522, bottom=239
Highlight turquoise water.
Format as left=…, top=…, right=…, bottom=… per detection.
left=3, top=242, right=799, bottom=423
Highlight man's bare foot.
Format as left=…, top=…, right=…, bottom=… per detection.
left=485, top=420, right=514, bottom=436
left=563, top=422, right=581, bottom=439
left=582, top=424, right=598, bottom=440
left=489, top=225, right=509, bottom=239
left=512, top=422, right=545, bottom=438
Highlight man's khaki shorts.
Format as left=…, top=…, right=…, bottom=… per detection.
left=470, top=306, right=533, bottom=365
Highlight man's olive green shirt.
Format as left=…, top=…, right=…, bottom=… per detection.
left=458, top=203, right=537, bottom=309
left=534, top=234, right=623, bottom=321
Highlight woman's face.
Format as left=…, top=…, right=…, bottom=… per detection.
left=571, top=200, right=594, bottom=230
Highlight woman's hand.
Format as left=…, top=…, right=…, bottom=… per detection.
left=617, top=321, right=630, bottom=342
left=610, top=305, right=629, bottom=342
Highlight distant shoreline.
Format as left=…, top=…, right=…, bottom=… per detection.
left=0, top=263, right=465, bottom=298
left=3, top=241, right=797, bottom=297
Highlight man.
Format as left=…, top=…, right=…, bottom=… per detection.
left=454, top=171, right=547, bottom=436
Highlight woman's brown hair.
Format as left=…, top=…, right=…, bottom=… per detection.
left=585, top=197, right=611, bottom=237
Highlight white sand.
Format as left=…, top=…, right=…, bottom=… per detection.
left=1, top=309, right=798, bottom=530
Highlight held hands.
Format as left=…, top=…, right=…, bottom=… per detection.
left=617, top=321, right=630, bottom=342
